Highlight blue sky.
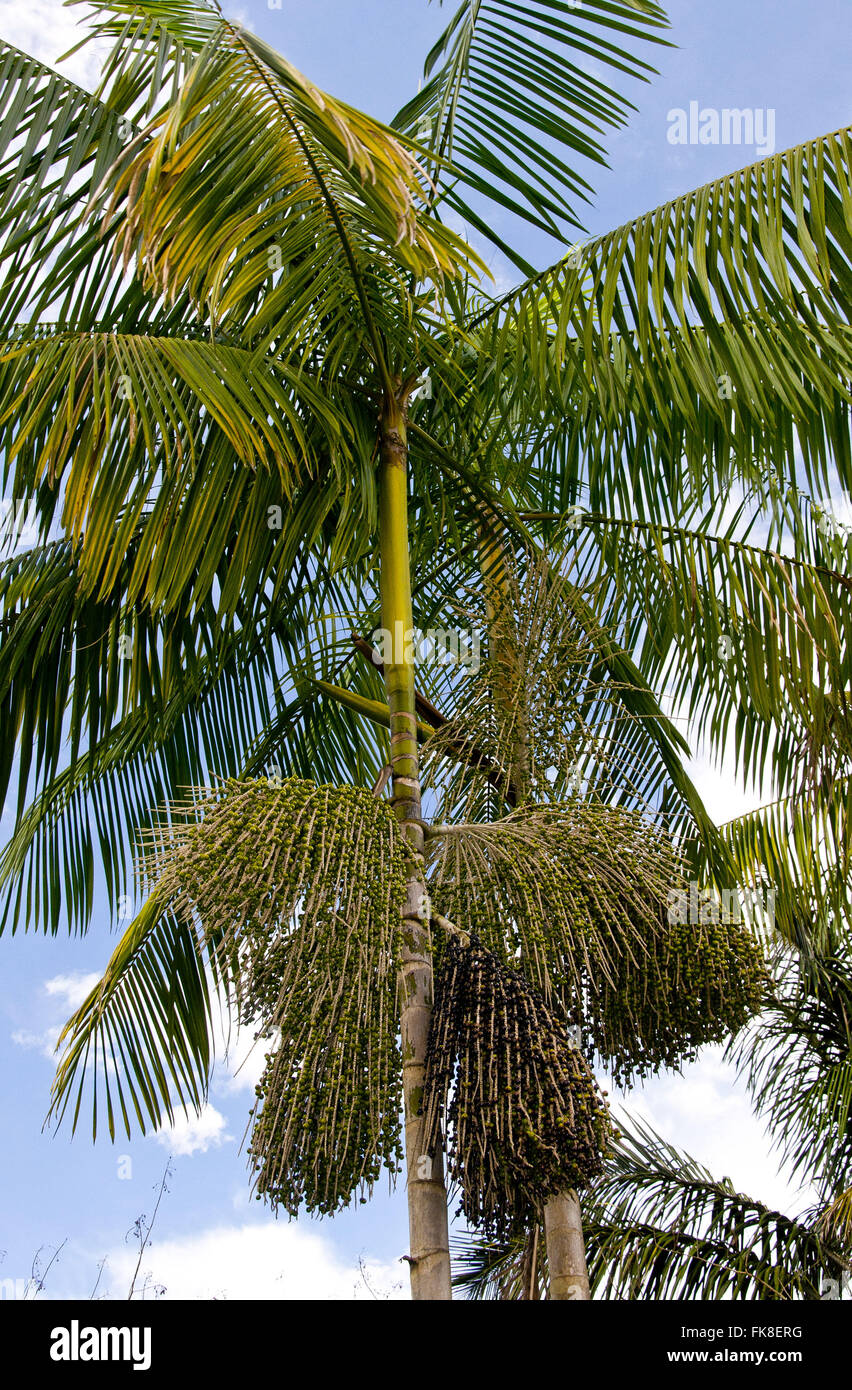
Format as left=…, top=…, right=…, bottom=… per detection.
left=0, top=0, right=850, bottom=1300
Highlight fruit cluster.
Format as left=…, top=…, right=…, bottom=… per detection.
left=422, top=933, right=613, bottom=1239
left=145, top=776, right=414, bottom=1216
left=427, top=801, right=771, bottom=1089
left=585, top=911, right=772, bottom=1087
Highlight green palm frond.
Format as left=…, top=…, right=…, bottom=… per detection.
left=395, top=0, right=670, bottom=270
left=452, top=1225, right=537, bottom=1299
left=85, top=0, right=461, bottom=251
left=490, top=510, right=852, bottom=938
left=551, top=511, right=852, bottom=805
left=0, top=331, right=347, bottom=580
left=0, top=600, right=281, bottom=935
left=474, top=128, right=852, bottom=493
left=712, top=787, right=852, bottom=951
left=584, top=1117, right=849, bottom=1299
left=48, top=890, right=218, bottom=1140
left=83, top=1, right=481, bottom=377
left=0, top=38, right=143, bottom=330
left=0, top=531, right=392, bottom=934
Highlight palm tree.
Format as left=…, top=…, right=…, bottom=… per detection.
left=0, top=0, right=484, bottom=1300
left=1, top=0, right=851, bottom=1300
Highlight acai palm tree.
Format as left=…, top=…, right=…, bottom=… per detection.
left=1, top=0, right=850, bottom=1299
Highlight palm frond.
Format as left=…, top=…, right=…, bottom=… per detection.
left=584, top=1116, right=849, bottom=1299
left=713, top=787, right=852, bottom=951
left=451, top=1225, right=533, bottom=1299
left=48, top=890, right=218, bottom=1139
left=0, top=37, right=147, bottom=330
left=545, top=510, right=852, bottom=810
left=0, top=330, right=347, bottom=585
left=395, top=0, right=670, bottom=269
left=475, top=128, right=852, bottom=494
left=86, top=0, right=480, bottom=384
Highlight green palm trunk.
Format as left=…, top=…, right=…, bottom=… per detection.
left=379, top=388, right=452, bottom=1300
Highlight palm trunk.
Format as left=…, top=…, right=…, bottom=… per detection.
left=479, top=524, right=591, bottom=1301
left=379, top=388, right=452, bottom=1301
left=543, top=1190, right=591, bottom=1299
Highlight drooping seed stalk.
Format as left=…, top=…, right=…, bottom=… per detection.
left=479, top=522, right=592, bottom=1300
left=379, top=386, right=452, bottom=1301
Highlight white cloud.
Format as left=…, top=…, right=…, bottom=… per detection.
left=214, top=1023, right=275, bottom=1098
left=152, top=1104, right=231, bottom=1158
left=11, top=1026, right=60, bottom=1060
left=10, top=971, right=101, bottom=1057
left=44, top=972, right=101, bottom=1011
left=684, top=750, right=765, bottom=825
left=0, top=1, right=107, bottom=90
left=616, top=1047, right=816, bottom=1218
left=100, top=1221, right=408, bottom=1300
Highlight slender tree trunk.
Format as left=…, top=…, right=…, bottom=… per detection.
left=544, top=1191, right=591, bottom=1300
left=379, top=386, right=452, bottom=1301
left=479, top=524, right=592, bottom=1301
